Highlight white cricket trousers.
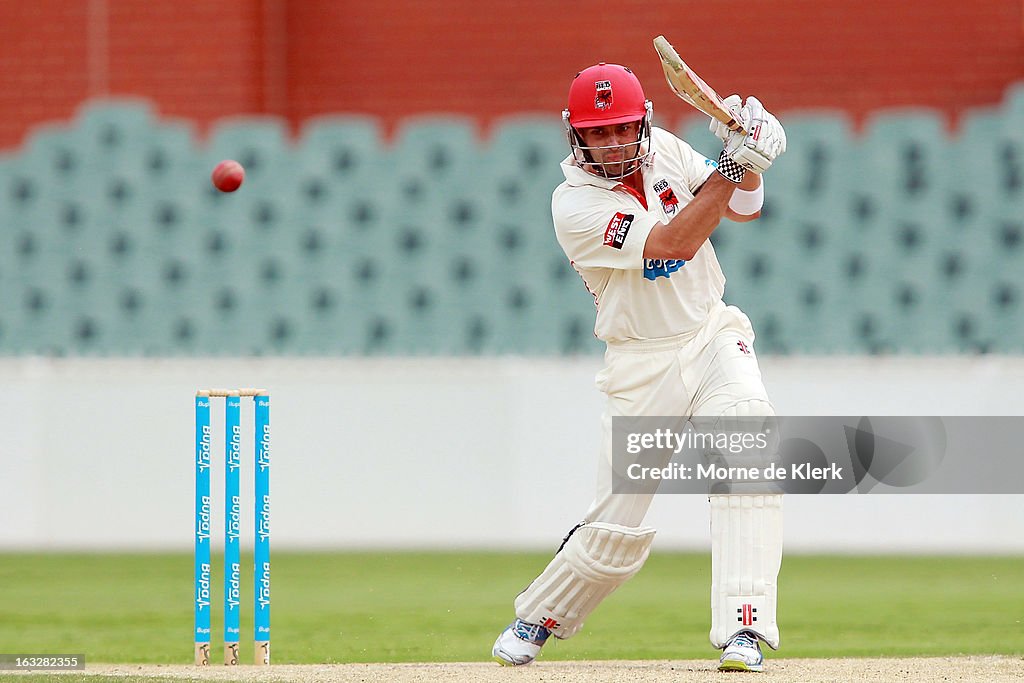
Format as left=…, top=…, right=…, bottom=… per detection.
left=586, top=300, right=773, bottom=526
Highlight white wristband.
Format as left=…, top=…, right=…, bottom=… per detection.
left=727, top=179, right=765, bottom=215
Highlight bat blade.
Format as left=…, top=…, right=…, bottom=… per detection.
left=653, top=35, right=746, bottom=135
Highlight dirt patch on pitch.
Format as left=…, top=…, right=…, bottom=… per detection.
left=84, top=656, right=1021, bottom=682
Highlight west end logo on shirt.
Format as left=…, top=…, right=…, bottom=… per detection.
left=603, top=212, right=633, bottom=249
left=644, top=258, right=686, bottom=280
left=653, top=178, right=679, bottom=215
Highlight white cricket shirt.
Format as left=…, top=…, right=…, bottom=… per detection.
left=552, top=127, right=724, bottom=343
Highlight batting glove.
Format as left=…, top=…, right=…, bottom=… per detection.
left=708, top=94, right=744, bottom=143
left=724, top=96, right=787, bottom=174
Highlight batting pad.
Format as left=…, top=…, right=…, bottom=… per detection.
left=515, top=522, right=656, bottom=639
left=709, top=494, right=783, bottom=649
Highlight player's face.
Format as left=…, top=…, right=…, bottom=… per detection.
left=578, top=120, right=643, bottom=176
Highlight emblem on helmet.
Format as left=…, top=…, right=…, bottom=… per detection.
left=594, top=80, right=613, bottom=110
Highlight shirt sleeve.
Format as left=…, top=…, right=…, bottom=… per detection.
left=666, top=132, right=717, bottom=195
left=552, top=186, right=660, bottom=270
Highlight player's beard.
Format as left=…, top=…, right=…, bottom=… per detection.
left=598, top=141, right=642, bottom=179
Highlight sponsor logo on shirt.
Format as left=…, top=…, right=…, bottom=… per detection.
left=603, top=212, right=634, bottom=249
left=653, top=179, right=679, bottom=215
left=643, top=258, right=686, bottom=280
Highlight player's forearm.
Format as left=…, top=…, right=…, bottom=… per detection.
left=642, top=173, right=734, bottom=261
left=738, top=172, right=761, bottom=192
left=725, top=172, right=763, bottom=222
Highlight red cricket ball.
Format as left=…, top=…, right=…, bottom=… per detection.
left=211, top=160, right=245, bottom=192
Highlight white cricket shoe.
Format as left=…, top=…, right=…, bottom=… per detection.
left=718, top=630, right=764, bottom=672
left=492, top=618, right=551, bottom=666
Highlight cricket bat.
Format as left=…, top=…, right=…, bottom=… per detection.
left=653, top=35, right=746, bottom=135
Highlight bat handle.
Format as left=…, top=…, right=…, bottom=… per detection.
left=725, top=118, right=747, bottom=135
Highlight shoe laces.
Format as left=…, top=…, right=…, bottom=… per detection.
left=512, top=619, right=551, bottom=644
left=729, top=631, right=760, bottom=650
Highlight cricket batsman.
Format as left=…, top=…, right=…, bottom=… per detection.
left=492, top=63, right=787, bottom=672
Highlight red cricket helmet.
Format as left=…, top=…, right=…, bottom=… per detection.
left=563, top=63, right=654, bottom=179
left=566, top=63, right=650, bottom=128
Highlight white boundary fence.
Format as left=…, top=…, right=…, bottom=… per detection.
left=0, top=356, right=1021, bottom=553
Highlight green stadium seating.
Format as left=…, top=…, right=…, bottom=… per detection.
left=676, top=116, right=720, bottom=161
left=202, top=116, right=293, bottom=198
left=485, top=116, right=569, bottom=196
left=773, top=111, right=855, bottom=217
left=295, top=115, right=386, bottom=218
left=953, top=108, right=1010, bottom=225
left=857, top=108, right=952, bottom=220
left=141, top=122, right=201, bottom=190
left=21, top=123, right=81, bottom=189
left=0, top=155, right=16, bottom=303
left=72, top=98, right=156, bottom=173
left=390, top=116, right=480, bottom=202
left=2, top=92, right=1022, bottom=357
left=1005, top=81, right=1024, bottom=126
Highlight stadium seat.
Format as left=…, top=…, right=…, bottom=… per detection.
left=72, top=98, right=157, bottom=173
left=1004, top=80, right=1024, bottom=126
left=953, top=216, right=1024, bottom=352
left=22, top=122, right=80, bottom=172
left=485, top=116, right=568, bottom=195
left=7, top=92, right=1022, bottom=358
left=986, top=278, right=1023, bottom=352
left=295, top=115, right=387, bottom=214
left=676, top=111, right=849, bottom=230
left=0, top=155, right=16, bottom=278
left=774, top=111, right=855, bottom=217
left=142, top=121, right=201, bottom=188
left=483, top=278, right=551, bottom=353
left=542, top=255, right=602, bottom=354
left=677, top=116, right=720, bottom=161
left=488, top=116, right=566, bottom=169
left=284, top=273, right=367, bottom=356
left=202, top=116, right=293, bottom=196
left=953, top=108, right=1013, bottom=226
left=856, top=108, right=952, bottom=220
left=883, top=266, right=966, bottom=353
left=299, top=115, right=385, bottom=175
left=5, top=273, right=103, bottom=356
left=390, top=115, right=481, bottom=200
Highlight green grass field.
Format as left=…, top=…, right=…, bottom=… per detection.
left=0, top=551, right=1021, bottom=667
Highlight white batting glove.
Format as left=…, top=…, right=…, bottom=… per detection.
left=724, top=96, right=787, bottom=174
left=709, top=94, right=743, bottom=143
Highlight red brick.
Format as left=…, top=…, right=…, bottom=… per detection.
left=0, top=0, right=1020, bottom=149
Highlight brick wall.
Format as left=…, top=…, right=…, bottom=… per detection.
left=105, top=2, right=267, bottom=122
left=0, top=0, right=1021, bottom=149
left=0, top=1, right=90, bottom=144
left=0, top=0, right=268, bottom=149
